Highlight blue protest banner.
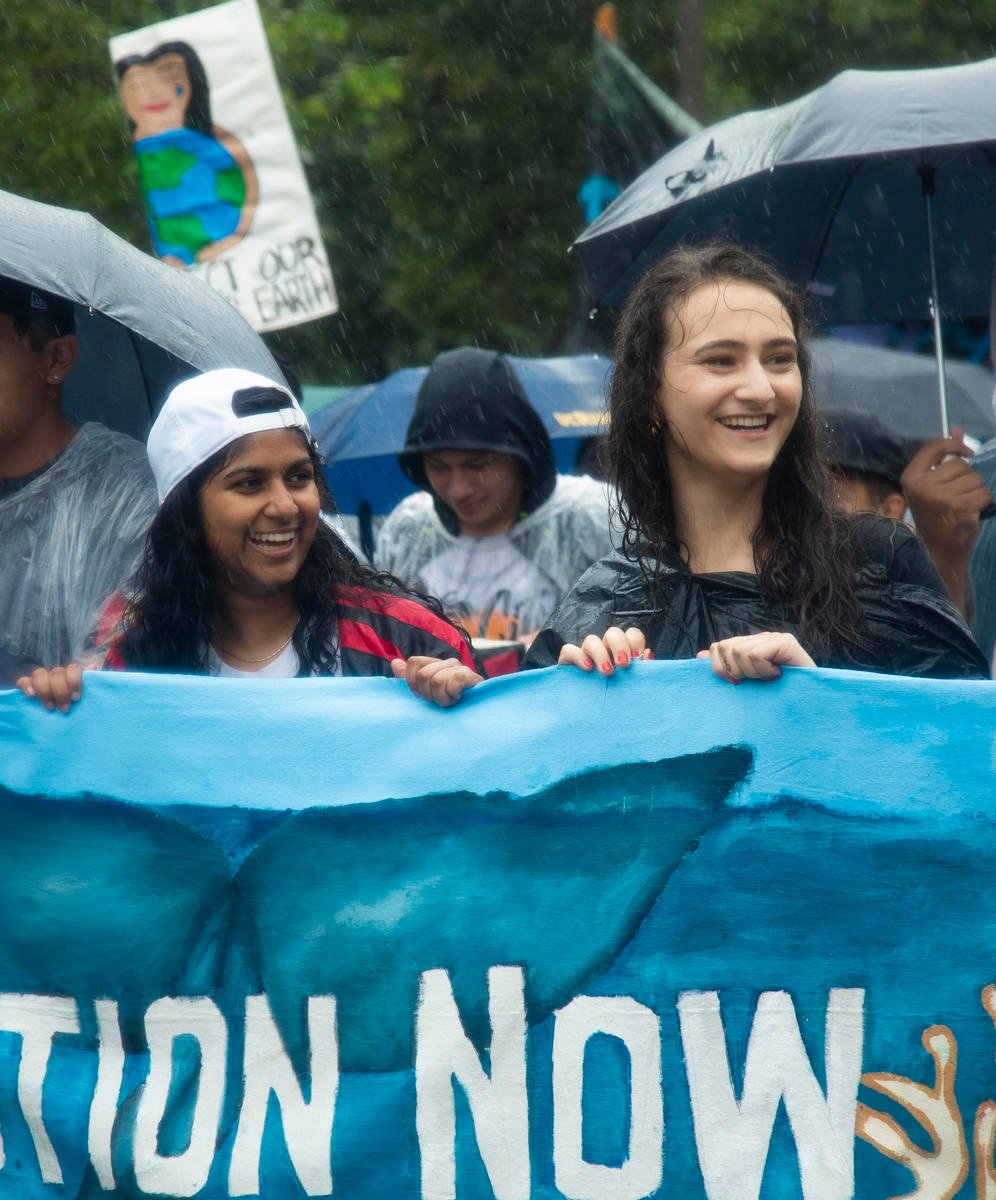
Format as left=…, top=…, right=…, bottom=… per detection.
left=0, top=662, right=993, bottom=1198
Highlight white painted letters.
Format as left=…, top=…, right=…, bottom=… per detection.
left=133, top=997, right=227, bottom=1198
left=415, top=966, right=530, bottom=1200
left=552, top=995, right=663, bottom=1200
left=678, top=988, right=864, bottom=1200
left=88, top=998, right=125, bottom=1190
left=229, top=994, right=338, bottom=1196
left=0, top=992, right=80, bottom=1185
left=0, top=982, right=868, bottom=1196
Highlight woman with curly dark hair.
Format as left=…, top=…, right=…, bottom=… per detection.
left=527, top=242, right=987, bottom=681
left=20, top=369, right=482, bottom=710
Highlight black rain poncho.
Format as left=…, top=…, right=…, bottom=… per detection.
left=526, top=515, right=989, bottom=679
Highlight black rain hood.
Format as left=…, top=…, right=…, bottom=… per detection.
left=398, top=347, right=557, bottom=534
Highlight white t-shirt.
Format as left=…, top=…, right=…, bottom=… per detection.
left=208, top=642, right=303, bottom=678
left=418, top=534, right=558, bottom=641
left=207, top=638, right=342, bottom=678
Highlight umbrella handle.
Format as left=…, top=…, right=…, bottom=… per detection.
left=920, top=168, right=951, bottom=439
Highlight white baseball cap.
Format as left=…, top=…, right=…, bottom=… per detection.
left=148, top=368, right=312, bottom=503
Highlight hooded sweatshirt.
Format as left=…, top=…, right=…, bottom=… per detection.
left=377, top=348, right=615, bottom=640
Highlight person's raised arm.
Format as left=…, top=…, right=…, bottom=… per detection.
left=901, top=428, right=993, bottom=619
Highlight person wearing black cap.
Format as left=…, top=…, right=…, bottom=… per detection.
left=821, top=409, right=910, bottom=520
left=375, top=347, right=615, bottom=646
left=0, top=277, right=156, bottom=681
left=822, top=409, right=992, bottom=618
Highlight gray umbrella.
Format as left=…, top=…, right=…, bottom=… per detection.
left=575, top=58, right=996, bottom=435
left=811, top=338, right=995, bottom=443
left=0, top=188, right=284, bottom=440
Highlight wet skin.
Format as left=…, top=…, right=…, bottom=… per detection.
left=423, top=449, right=524, bottom=537
left=656, top=279, right=802, bottom=495
left=199, top=429, right=321, bottom=602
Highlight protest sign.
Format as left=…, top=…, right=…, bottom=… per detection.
left=109, top=0, right=337, bottom=333
left=0, top=662, right=994, bottom=1198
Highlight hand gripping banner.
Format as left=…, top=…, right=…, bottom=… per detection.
left=0, top=662, right=994, bottom=1198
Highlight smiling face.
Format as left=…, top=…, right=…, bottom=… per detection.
left=656, top=279, right=802, bottom=496
left=119, top=54, right=192, bottom=138
left=422, top=449, right=524, bottom=537
left=198, top=429, right=321, bottom=602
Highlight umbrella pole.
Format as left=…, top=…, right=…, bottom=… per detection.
left=920, top=166, right=951, bottom=437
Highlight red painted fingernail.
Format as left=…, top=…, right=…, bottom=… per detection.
left=583, top=657, right=595, bottom=670
left=645, top=650, right=654, bottom=660
left=616, top=652, right=629, bottom=666
left=600, top=661, right=613, bottom=676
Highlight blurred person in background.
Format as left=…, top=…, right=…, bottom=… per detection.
left=376, top=347, right=615, bottom=651
left=968, top=434, right=996, bottom=673
left=0, top=278, right=156, bottom=684
left=822, top=408, right=991, bottom=619
left=821, top=409, right=909, bottom=519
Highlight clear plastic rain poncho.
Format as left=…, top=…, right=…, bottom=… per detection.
left=373, top=347, right=621, bottom=638
left=375, top=474, right=618, bottom=637
left=0, top=423, right=157, bottom=669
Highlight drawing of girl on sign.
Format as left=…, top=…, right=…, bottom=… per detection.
left=116, top=41, right=258, bottom=268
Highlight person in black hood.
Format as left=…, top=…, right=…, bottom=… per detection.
left=375, top=347, right=615, bottom=648
left=398, top=347, right=556, bottom=530
left=820, top=409, right=910, bottom=520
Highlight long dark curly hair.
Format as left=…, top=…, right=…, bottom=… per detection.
left=115, top=433, right=460, bottom=675
left=607, top=241, right=865, bottom=658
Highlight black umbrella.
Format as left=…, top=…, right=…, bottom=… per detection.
left=0, top=188, right=284, bottom=440
left=575, top=57, right=996, bottom=435
left=812, top=338, right=995, bottom=443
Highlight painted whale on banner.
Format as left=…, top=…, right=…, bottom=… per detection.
left=237, top=746, right=751, bottom=1072
left=0, top=664, right=994, bottom=1199
left=0, top=746, right=750, bottom=1073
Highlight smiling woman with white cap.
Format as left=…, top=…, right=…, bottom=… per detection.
left=18, top=368, right=483, bottom=710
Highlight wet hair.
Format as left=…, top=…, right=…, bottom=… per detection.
left=115, top=41, right=212, bottom=136
left=0, top=277, right=75, bottom=350
left=832, top=466, right=904, bottom=512
left=607, top=241, right=866, bottom=659
left=115, top=432, right=464, bottom=675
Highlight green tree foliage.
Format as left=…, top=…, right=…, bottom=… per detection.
left=266, top=0, right=595, bottom=379
left=621, top=0, right=996, bottom=115
left=2, top=1, right=996, bottom=384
